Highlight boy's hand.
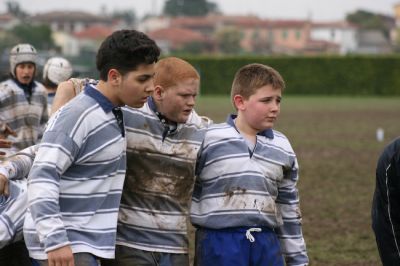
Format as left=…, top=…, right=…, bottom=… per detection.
left=0, top=139, right=12, bottom=149
left=0, top=174, right=9, bottom=196
left=0, top=125, right=17, bottom=139
left=47, top=245, right=75, bottom=266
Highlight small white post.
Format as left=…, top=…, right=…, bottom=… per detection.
left=376, top=128, right=384, bottom=142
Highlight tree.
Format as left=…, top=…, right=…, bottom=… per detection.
left=346, top=10, right=391, bottom=39
left=215, top=27, right=242, bottom=54
left=163, top=0, right=219, bottom=17
left=6, top=1, right=28, bottom=18
left=8, top=24, right=55, bottom=50
left=111, top=10, right=137, bottom=26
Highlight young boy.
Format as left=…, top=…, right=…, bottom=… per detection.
left=42, top=57, right=73, bottom=113
left=0, top=43, right=48, bottom=151
left=113, top=57, right=210, bottom=266
left=190, top=63, right=309, bottom=266
left=24, top=29, right=160, bottom=265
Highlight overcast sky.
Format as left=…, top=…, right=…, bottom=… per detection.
left=1, top=0, right=398, bottom=21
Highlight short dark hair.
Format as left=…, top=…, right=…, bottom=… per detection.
left=231, top=63, right=285, bottom=108
left=96, top=29, right=160, bottom=81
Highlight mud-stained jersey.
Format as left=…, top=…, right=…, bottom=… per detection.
left=117, top=97, right=209, bottom=254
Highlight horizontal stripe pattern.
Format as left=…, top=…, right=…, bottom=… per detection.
left=0, top=79, right=48, bottom=150
left=0, top=180, right=27, bottom=248
left=24, top=91, right=126, bottom=260
left=190, top=121, right=308, bottom=265
left=116, top=104, right=207, bottom=253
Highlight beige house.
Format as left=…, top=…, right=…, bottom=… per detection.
left=29, top=11, right=114, bottom=34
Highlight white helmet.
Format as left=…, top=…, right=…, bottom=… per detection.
left=9, top=43, right=37, bottom=77
left=43, top=57, right=73, bottom=85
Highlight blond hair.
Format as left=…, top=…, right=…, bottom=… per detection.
left=231, top=63, right=285, bottom=109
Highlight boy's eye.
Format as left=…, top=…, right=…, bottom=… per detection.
left=137, top=76, right=150, bottom=83
left=262, top=97, right=273, bottom=102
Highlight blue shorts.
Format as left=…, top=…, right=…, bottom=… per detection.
left=194, top=227, right=284, bottom=266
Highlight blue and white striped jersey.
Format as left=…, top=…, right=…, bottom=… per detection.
left=116, top=97, right=209, bottom=254
left=24, top=85, right=126, bottom=260
left=190, top=115, right=309, bottom=265
left=0, top=146, right=36, bottom=248
left=0, top=179, right=27, bottom=248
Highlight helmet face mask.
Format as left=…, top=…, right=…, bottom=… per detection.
left=43, top=57, right=73, bottom=86
left=9, top=43, right=37, bottom=78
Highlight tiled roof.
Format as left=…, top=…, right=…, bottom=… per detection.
left=171, top=17, right=215, bottom=27
left=73, top=25, right=114, bottom=39
left=0, top=13, right=16, bottom=22
left=30, top=11, right=112, bottom=23
left=312, top=21, right=358, bottom=29
left=269, top=20, right=310, bottom=28
left=148, top=27, right=208, bottom=46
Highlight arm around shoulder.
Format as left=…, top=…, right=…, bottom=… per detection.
left=51, top=80, right=78, bottom=115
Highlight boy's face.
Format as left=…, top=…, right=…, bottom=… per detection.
left=116, top=63, right=156, bottom=108
left=157, top=78, right=199, bottom=123
left=15, top=63, right=35, bottom=85
left=240, top=84, right=281, bottom=131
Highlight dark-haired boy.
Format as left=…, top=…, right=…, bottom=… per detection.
left=25, top=30, right=160, bottom=266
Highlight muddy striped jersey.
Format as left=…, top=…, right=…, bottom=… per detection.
left=0, top=79, right=48, bottom=150
left=116, top=97, right=209, bottom=254
left=24, top=85, right=127, bottom=260
left=190, top=115, right=309, bottom=265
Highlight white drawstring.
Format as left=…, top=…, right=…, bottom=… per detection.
left=245, top=228, right=262, bottom=242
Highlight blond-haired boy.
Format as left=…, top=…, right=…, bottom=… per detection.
left=190, top=63, right=308, bottom=266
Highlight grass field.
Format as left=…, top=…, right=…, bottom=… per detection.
left=193, top=95, right=400, bottom=265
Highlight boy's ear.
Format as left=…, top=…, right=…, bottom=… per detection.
left=153, top=85, right=165, bottom=100
left=108, top=69, right=121, bottom=86
left=233, top=94, right=246, bottom=110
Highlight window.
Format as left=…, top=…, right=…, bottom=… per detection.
left=282, top=30, right=288, bottom=39
left=296, top=30, right=301, bottom=39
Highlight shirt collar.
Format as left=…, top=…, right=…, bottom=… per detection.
left=84, top=84, right=116, bottom=113
left=148, top=96, right=177, bottom=125
left=147, top=96, right=158, bottom=113
left=226, top=114, right=274, bottom=139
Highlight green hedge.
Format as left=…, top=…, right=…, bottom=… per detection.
left=181, top=55, right=400, bottom=95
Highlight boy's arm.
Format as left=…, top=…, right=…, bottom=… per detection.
left=51, top=78, right=95, bottom=115
left=0, top=145, right=38, bottom=183
left=0, top=180, right=28, bottom=248
left=28, top=130, right=77, bottom=254
left=275, top=157, right=309, bottom=266
left=51, top=80, right=78, bottom=115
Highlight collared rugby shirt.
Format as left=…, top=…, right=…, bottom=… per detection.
left=0, top=79, right=48, bottom=150
left=24, top=84, right=126, bottom=260
left=190, top=115, right=309, bottom=265
left=116, top=97, right=209, bottom=254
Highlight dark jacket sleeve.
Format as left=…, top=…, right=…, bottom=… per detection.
left=372, top=137, right=400, bottom=265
